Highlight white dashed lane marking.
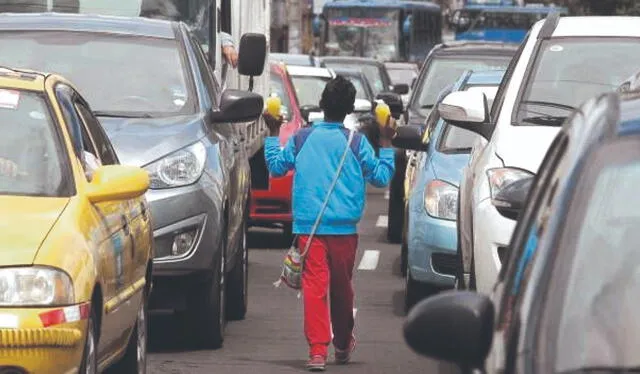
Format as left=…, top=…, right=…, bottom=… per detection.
left=375, top=215, right=388, bottom=228
left=357, top=250, right=380, bottom=271
left=384, top=190, right=390, bottom=200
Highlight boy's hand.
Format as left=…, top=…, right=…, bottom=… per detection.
left=378, top=116, right=397, bottom=148
left=263, top=111, right=284, bottom=137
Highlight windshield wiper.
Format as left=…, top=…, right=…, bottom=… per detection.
left=520, top=100, right=576, bottom=112
left=93, top=111, right=153, bottom=119
left=521, top=115, right=567, bottom=126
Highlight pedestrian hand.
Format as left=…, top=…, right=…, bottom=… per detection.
left=263, top=75, right=396, bottom=372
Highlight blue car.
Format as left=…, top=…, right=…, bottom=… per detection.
left=393, top=69, right=505, bottom=310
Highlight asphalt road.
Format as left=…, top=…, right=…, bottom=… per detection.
left=148, top=188, right=460, bottom=374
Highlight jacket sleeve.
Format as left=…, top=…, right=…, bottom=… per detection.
left=265, top=136, right=296, bottom=177
left=357, top=137, right=395, bottom=188
left=220, top=31, right=234, bottom=47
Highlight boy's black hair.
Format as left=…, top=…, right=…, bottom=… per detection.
left=319, top=75, right=356, bottom=122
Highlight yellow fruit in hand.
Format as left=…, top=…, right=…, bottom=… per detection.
left=266, top=95, right=282, bottom=118
left=375, top=102, right=391, bottom=127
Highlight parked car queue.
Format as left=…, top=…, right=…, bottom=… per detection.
left=0, top=13, right=268, bottom=373
left=400, top=14, right=640, bottom=374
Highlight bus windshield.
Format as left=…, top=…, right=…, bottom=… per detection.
left=324, top=8, right=400, bottom=61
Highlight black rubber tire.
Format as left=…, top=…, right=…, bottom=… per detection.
left=186, top=244, right=226, bottom=349
left=110, top=295, right=148, bottom=373
left=387, top=151, right=406, bottom=244
left=227, top=219, right=249, bottom=321
left=283, top=222, right=294, bottom=244
left=400, top=240, right=408, bottom=278
left=79, top=305, right=98, bottom=374
left=404, top=268, right=423, bottom=315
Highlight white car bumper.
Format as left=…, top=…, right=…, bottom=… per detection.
left=472, top=198, right=516, bottom=295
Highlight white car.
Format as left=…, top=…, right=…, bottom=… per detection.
left=438, top=15, right=640, bottom=294
left=286, top=65, right=372, bottom=131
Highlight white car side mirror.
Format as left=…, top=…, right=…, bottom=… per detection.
left=354, top=98, right=372, bottom=113
left=438, top=90, right=489, bottom=124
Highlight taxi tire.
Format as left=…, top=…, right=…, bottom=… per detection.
left=80, top=307, right=98, bottom=374
left=186, top=243, right=226, bottom=349
left=227, top=219, right=249, bottom=321
left=111, top=296, right=147, bottom=373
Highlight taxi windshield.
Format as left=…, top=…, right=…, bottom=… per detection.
left=0, top=89, right=66, bottom=197
left=290, top=76, right=330, bottom=107
left=0, top=31, right=195, bottom=118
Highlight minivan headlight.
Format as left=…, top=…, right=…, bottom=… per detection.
left=424, top=180, right=458, bottom=221
left=145, top=142, right=207, bottom=189
left=0, top=267, right=74, bottom=306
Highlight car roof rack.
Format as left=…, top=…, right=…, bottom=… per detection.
left=537, top=11, right=561, bottom=40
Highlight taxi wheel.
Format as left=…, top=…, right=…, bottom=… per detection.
left=187, top=243, right=226, bottom=349
left=80, top=307, right=98, bottom=374
left=227, top=218, right=249, bottom=321
left=110, top=296, right=148, bottom=373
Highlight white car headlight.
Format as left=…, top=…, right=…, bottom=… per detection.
left=145, top=142, right=207, bottom=189
left=0, top=267, right=74, bottom=306
left=424, top=179, right=458, bottom=221
left=486, top=167, right=534, bottom=200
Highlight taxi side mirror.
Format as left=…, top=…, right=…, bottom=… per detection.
left=86, top=165, right=149, bottom=203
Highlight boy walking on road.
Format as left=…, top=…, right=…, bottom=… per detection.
left=264, top=76, right=396, bottom=371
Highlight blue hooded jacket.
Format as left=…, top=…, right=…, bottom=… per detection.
left=265, top=122, right=395, bottom=235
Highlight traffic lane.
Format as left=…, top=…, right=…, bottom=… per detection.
left=147, top=188, right=460, bottom=373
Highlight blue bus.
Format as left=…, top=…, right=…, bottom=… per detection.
left=315, top=0, right=442, bottom=63
left=449, top=4, right=568, bottom=44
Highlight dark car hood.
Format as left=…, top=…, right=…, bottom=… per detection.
left=98, top=113, right=210, bottom=167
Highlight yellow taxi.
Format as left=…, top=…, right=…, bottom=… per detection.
left=0, top=68, right=153, bottom=373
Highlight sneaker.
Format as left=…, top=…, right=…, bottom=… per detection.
left=335, top=336, right=356, bottom=365
left=306, top=355, right=326, bottom=372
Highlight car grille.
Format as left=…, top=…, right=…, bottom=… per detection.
left=254, top=199, right=290, bottom=214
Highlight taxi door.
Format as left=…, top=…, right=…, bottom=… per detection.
left=72, top=95, right=139, bottom=354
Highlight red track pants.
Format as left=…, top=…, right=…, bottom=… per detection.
left=299, top=234, right=358, bottom=358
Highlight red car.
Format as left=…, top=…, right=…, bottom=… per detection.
left=249, top=62, right=303, bottom=239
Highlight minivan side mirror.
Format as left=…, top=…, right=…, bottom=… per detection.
left=493, top=176, right=534, bottom=220
left=404, top=291, right=494, bottom=369
left=238, top=33, right=267, bottom=77
left=210, top=89, right=264, bottom=123
left=392, top=124, right=427, bottom=151
left=438, top=90, right=490, bottom=139
left=393, top=83, right=410, bottom=95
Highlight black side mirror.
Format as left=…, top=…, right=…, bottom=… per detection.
left=392, top=125, right=427, bottom=151
left=238, top=33, right=267, bottom=77
left=210, top=89, right=264, bottom=123
left=299, top=105, right=322, bottom=123
left=376, top=91, right=404, bottom=119
left=393, top=83, right=410, bottom=95
left=404, top=291, right=494, bottom=369
left=493, top=176, right=534, bottom=220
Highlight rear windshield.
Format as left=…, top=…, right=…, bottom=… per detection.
left=412, top=55, right=511, bottom=116
left=0, top=90, right=68, bottom=197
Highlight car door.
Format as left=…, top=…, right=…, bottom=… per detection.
left=487, top=132, right=570, bottom=373
left=186, top=29, right=247, bottom=264
left=73, top=95, right=151, bottom=295
left=59, top=85, right=136, bottom=355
